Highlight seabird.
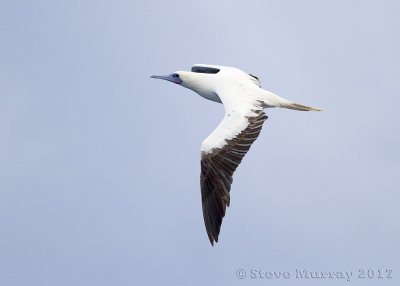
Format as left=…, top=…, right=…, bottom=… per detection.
left=151, top=64, right=323, bottom=245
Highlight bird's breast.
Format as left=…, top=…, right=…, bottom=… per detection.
left=196, top=90, right=222, bottom=103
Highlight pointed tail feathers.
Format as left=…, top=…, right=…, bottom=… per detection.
left=281, top=102, right=324, bottom=111
left=258, top=90, right=323, bottom=111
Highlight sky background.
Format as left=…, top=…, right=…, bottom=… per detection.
left=1, top=0, right=399, bottom=285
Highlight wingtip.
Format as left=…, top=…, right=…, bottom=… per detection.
left=206, top=229, right=218, bottom=246
left=207, top=232, right=216, bottom=246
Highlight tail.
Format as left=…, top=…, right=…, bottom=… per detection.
left=258, top=89, right=324, bottom=111
left=280, top=102, right=324, bottom=111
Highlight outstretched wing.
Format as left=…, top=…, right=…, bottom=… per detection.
left=200, top=94, right=267, bottom=245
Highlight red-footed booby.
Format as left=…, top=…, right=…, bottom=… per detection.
left=151, top=64, right=323, bottom=245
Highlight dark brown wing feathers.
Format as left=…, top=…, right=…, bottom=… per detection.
left=200, top=110, right=268, bottom=245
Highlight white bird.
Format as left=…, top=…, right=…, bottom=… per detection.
left=151, top=64, right=323, bottom=245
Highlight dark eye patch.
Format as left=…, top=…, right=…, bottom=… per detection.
left=191, top=66, right=220, bottom=74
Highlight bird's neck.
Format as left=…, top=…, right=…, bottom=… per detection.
left=178, top=71, right=221, bottom=103
left=179, top=72, right=212, bottom=93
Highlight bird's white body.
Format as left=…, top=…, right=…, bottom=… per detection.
left=177, top=64, right=321, bottom=153
left=178, top=64, right=298, bottom=107
left=151, top=64, right=322, bottom=245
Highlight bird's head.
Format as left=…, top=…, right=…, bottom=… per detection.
left=150, top=72, right=183, bottom=84
left=151, top=70, right=217, bottom=96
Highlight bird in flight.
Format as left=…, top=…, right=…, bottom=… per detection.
left=151, top=64, right=322, bottom=245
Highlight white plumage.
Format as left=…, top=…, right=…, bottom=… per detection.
left=151, top=64, right=322, bottom=245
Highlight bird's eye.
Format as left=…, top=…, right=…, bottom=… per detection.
left=172, top=74, right=179, bottom=78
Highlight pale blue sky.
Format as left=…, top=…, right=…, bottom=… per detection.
left=1, top=1, right=399, bottom=285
